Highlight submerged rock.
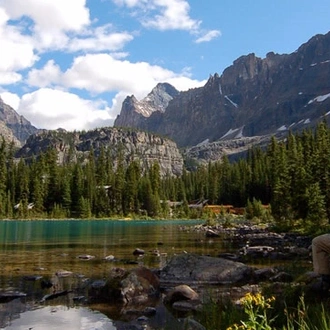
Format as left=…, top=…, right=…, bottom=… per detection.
left=0, top=291, right=26, bottom=303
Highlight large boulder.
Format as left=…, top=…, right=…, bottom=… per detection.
left=160, top=253, right=252, bottom=285
left=88, top=267, right=160, bottom=306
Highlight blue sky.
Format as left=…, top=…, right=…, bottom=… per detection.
left=0, top=0, right=330, bottom=131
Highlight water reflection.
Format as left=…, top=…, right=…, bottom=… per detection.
left=3, top=304, right=115, bottom=330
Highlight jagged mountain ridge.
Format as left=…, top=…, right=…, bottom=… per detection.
left=114, top=83, right=179, bottom=128
left=0, top=97, right=38, bottom=146
left=114, top=32, right=330, bottom=148
left=16, top=127, right=183, bottom=176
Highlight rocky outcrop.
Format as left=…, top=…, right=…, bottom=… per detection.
left=115, top=31, right=330, bottom=151
left=16, top=127, right=184, bottom=176
left=0, top=97, right=38, bottom=146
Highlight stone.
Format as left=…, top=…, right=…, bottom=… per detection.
left=133, top=248, right=145, bottom=256
left=0, top=291, right=26, bottom=303
left=164, top=284, right=199, bottom=304
left=77, top=254, right=95, bottom=260
left=55, top=270, right=73, bottom=277
left=160, top=253, right=253, bottom=285
left=88, top=267, right=160, bottom=306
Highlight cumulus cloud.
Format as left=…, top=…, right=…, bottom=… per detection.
left=0, top=91, right=20, bottom=110
left=2, top=0, right=90, bottom=31
left=62, top=53, right=203, bottom=97
left=67, top=25, right=134, bottom=53
left=18, top=89, right=114, bottom=130
left=2, top=0, right=90, bottom=50
left=27, top=60, right=62, bottom=88
left=0, top=8, right=38, bottom=83
left=141, top=0, right=201, bottom=31
left=113, top=0, right=201, bottom=32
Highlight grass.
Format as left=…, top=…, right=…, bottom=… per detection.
left=195, top=289, right=330, bottom=330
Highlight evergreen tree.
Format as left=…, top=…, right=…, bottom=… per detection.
left=305, top=183, right=328, bottom=231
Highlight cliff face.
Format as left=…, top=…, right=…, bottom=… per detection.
left=115, top=32, right=330, bottom=148
left=0, top=97, right=38, bottom=146
left=16, top=127, right=183, bottom=176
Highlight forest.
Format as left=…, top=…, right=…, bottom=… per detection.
left=0, top=121, right=330, bottom=232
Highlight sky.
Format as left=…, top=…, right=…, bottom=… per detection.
left=1, top=0, right=330, bottom=131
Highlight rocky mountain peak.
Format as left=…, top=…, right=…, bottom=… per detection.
left=114, top=82, right=179, bottom=128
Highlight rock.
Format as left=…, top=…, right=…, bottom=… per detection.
left=133, top=248, right=145, bottom=256
left=179, top=318, right=206, bottom=330
left=270, top=272, right=294, bottom=283
left=143, top=307, right=157, bottom=316
left=172, top=300, right=203, bottom=312
left=91, top=280, right=106, bottom=289
left=23, top=275, right=43, bottom=281
left=41, top=279, right=53, bottom=289
left=205, top=229, right=220, bottom=237
left=0, top=291, right=26, bottom=303
left=56, top=270, right=73, bottom=277
left=88, top=267, right=160, bottom=306
left=160, top=253, right=252, bottom=285
left=104, top=255, right=115, bottom=261
left=241, top=245, right=275, bottom=257
left=40, top=290, right=70, bottom=302
left=164, top=285, right=199, bottom=304
left=77, top=254, right=95, bottom=260
left=253, top=268, right=277, bottom=281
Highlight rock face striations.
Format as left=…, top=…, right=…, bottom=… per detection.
left=115, top=32, right=330, bottom=149
left=16, top=127, right=183, bottom=176
left=0, top=97, right=38, bottom=146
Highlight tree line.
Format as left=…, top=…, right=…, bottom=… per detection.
left=0, top=121, right=330, bottom=231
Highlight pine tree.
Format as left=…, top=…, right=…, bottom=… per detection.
left=305, top=183, right=328, bottom=231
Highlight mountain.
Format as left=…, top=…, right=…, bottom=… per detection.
left=16, top=127, right=183, bottom=176
left=0, top=97, right=38, bottom=146
left=114, top=32, right=330, bottom=155
left=114, top=83, right=179, bottom=129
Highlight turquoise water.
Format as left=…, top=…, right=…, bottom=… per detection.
left=0, top=219, right=216, bottom=329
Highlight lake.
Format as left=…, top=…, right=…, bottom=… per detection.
left=0, top=219, right=223, bottom=329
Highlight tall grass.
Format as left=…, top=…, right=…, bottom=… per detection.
left=196, top=292, right=330, bottom=330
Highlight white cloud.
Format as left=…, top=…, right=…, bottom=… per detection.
left=113, top=0, right=200, bottom=31
left=195, top=30, right=221, bottom=43
left=27, top=60, right=62, bottom=88
left=142, top=0, right=201, bottom=31
left=18, top=89, right=114, bottom=130
left=0, top=91, right=20, bottom=110
left=2, top=0, right=90, bottom=50
left=0, top=8, right=38, bottom=82
left=62, top=53, right=201, bottom=97
left=2, top=0, right=90, bottom=32
left=67, top=25, right=134, bottom=53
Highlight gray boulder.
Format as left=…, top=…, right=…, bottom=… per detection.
left=160, top=253, right=252, bottom=285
